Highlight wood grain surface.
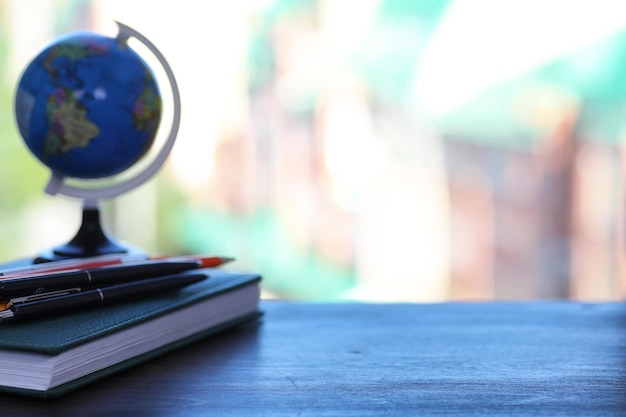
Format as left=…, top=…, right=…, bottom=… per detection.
left=0, top=301, right=624, bottom=416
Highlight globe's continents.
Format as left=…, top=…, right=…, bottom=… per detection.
left=14, top=31, right=162, bottom=179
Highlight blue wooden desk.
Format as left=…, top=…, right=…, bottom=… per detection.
left=0, top=301, right=624, bottom=415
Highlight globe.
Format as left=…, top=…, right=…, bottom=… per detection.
left=14, top=31, right=162, bottom=179
left=11, top=22, right=180, bottom=262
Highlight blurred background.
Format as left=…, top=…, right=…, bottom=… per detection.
left=1, top=0, right=625, bottom=301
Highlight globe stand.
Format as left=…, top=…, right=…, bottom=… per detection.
left=34, top=204, right=145, bottom=263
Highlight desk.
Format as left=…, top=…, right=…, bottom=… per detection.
left=0, top=301, right=624, bottom=415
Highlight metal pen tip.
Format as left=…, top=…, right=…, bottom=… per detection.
left=0, top=309, right=14, bottom=322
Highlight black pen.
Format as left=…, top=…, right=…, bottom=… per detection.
left=0, top=260, right=206, bottom=299
left=0, top=272, right=208, bottom=323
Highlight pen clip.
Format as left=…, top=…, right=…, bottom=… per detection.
left=8, top=288, right=82, bottom=305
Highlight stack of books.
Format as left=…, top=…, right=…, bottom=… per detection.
left=0, top=255, right=262, bottom=398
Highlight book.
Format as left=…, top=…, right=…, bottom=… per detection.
left=0, top=267, right=262, bottom=398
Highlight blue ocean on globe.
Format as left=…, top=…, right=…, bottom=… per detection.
left=15, top=31, right=162, bottom=179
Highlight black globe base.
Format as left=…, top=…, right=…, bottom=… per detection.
left=34, top=206, right=146, bottom=263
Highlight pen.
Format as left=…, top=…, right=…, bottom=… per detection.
left=0, top=253, right=148, bottom=277
left=0, top=255, right=233, bottom=278
left=0, top=272, right=208, bottom=323
left=0, top=260, right=209, bottom=299
left=0, top=288, right=82, bottom=311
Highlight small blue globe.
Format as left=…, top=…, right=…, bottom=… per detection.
left=14, top=31, right=162, bottom=179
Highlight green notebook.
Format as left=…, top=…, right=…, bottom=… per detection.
left=0, top=268, right=262, bottom=398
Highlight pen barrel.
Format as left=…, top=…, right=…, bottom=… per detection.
left=90, top=261, right=202, bottom=284
left=0, top=271, right=91, bottom=299
left=7, top=272, right=208, bottom=322
left=10, top=291, right=103, bottom=321
left=0, top=261, right=202, bottom=299
left=100, top=272, right=206, bottom=303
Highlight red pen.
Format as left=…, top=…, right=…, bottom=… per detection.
left=157, top=255, right=234, bottom=268
left=0, top=254, right=234, bottom=280
left=0, top=254, right=147, bottom=278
